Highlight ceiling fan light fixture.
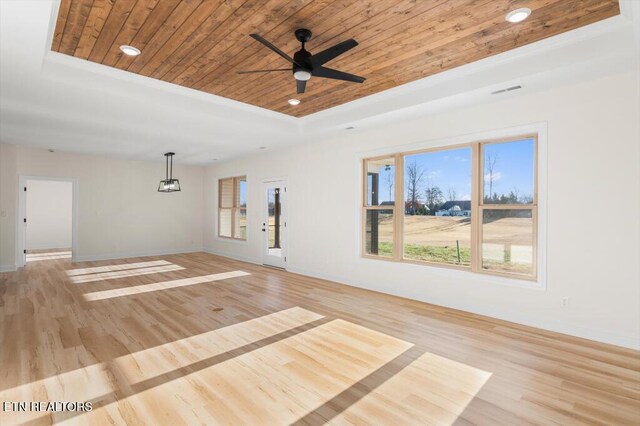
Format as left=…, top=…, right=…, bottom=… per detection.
left=505, top=8, right=531, bottom=23
left=288, top=98, right=301, bottom=106
left=120, top=45, right=141, bottom=56
left=158, top=152, right=181, bottom=193
left=294, top=70, right=312, bottom=81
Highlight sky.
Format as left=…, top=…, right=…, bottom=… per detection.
left=372, top=138, right=534, bottom=204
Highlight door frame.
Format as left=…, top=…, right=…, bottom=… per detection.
left=262, top=178, right=287, bottom=269
left=17, top=176, right=79, bottom=267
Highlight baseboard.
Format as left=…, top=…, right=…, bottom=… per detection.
left=286, top=264, right=640, bottom=351
left=0, top=264, right=17, bottom=273
left=203, top=247, right=261, bottom=265
left=75, top=247, right=203, bottom=262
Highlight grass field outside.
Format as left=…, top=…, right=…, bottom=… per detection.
left=367, top=215, right=533, bottom=273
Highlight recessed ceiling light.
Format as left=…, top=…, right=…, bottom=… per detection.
left=212, top=158, right=218, bottom=161
left=120, top=45, right=141, bottom=56
left=288, top=99, right=301, bottom=106
left=345, top=126, right=355, bottom=130
left=505, top=8, right=531, bottom=23
left=259, top=147, right=266, bottom=150
left=48, top=149, right=55, bottom=152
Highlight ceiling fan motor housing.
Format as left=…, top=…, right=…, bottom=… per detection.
left=293, top=48, right=313, bottom=78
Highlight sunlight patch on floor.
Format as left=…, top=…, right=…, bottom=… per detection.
left=332, top=352, right=492, bottom=425
left=83, top=270, right=251, bottom=301
left=26, top=251, right=72, bottom=262
left=66, top=260, right=172, bottom=276
left=70, top=264, right=185, bottom=283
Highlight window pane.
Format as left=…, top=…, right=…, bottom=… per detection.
left=483, top=138, right=534, bottom=204
left=403, top=147, right=472, bottom=265
left=235, top=209, right=247, bottom=239
left=219, top=209, right=232, bottom=237
left=238, top=178, right=247, bottom=208
left=365, top=209, right=393, bottom=257
left=365, top=157, right=395, bottom=206
left=482, top=209, right=534, bottom=275
left=220, top=179, right=233, bottom=208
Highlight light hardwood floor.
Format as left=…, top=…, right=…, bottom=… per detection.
left=0, top=252, right=638, bottom=425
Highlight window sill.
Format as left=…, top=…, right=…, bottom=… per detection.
left=360, top=254, right=544, bottom=290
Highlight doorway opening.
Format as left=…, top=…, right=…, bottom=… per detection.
left=17, top=177, right=77, bottom=266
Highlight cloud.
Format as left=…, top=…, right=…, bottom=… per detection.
left=454, top=156, right=468, bottom=163
left=427, top=170, right=442, bottom=179
left=484, top=171, right=503, bottom=182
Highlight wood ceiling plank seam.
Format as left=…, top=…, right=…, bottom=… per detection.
left=208, top=0, right=396, bottom=97
left=134, top=0, right=222, bottom=76
left=228, top=0, right=470, bottom=102
left=112, top=0, right=184, bottom=69
left=157, top=0, right=264, bottom=83
left=140, top=0, right=239, bottom=78
left=74, top=0, right=116, bottom=59
left=235, top=0, right=487, bottom=104
left=126, top=0, right=207, bottom=73
left=175, top=0, right=313, bottom=88
left=101, top=0, right=163, bottom=67
left=192, top=0, right=346, bottom=94
left=59, top=0, right=97, bottom=55
left=87, top=0, right=141, bottom=63
left=153, top=0, right=255, bottom=82
left=286, top=0, right=619, bottom=116
left=51, top=0, right=73, bottom=51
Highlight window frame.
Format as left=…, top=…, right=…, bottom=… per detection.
left=218, top=176, right=247, bottom=241
left=361, top=134, right=538, bottom=281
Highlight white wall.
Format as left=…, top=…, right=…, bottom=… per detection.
left=0, top=146, right=204, bottom=266
left=203, top=72, right=640, bottom=350
left=25, top=179, right=72, bottom=250
left=0, top=143, right=18, bottom=271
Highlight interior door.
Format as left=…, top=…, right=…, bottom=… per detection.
left=262, top=181, right=287, bottom=268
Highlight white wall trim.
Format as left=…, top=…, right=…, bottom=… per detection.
left=0, top=265, right=17, bottom=273
left=354, top=122, right=548, bottom=290
left=203, top=247, right=260, bottom=265
left=17, top=175, right=79, bottom=267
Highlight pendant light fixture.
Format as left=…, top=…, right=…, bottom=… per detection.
left=158, top=152, right=181, bottom=192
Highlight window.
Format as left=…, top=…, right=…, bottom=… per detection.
left=363, top=157, right=396, bottom=258
left=362, top=135, right=538, bottom=280
left=218, top=176, right=247, bottom=240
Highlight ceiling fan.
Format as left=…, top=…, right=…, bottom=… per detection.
left=238, top=28, right=365, bottom=94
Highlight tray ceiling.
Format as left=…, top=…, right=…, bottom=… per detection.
left=51, top=0, right=619, bottom=117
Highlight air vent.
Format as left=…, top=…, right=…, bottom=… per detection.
left=491, top=85, right=522, bottom=95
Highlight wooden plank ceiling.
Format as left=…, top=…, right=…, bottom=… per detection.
left=51, top=0, right=619, bottom=117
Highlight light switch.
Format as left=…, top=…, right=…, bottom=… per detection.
left=0, top=210, right=7, bottom=218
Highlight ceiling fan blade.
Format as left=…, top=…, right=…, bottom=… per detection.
left=310, top=39, right=358, bottom=68
left=237, top=68, right=290, bottom=74
left=312, top=66, right=365, bottom=83
left=297, top=79, right=307, bottom=94
left=250, top=34, right=301, bottom=67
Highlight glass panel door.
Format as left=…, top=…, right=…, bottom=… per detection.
left=263, top=181, right=287, bottom=268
